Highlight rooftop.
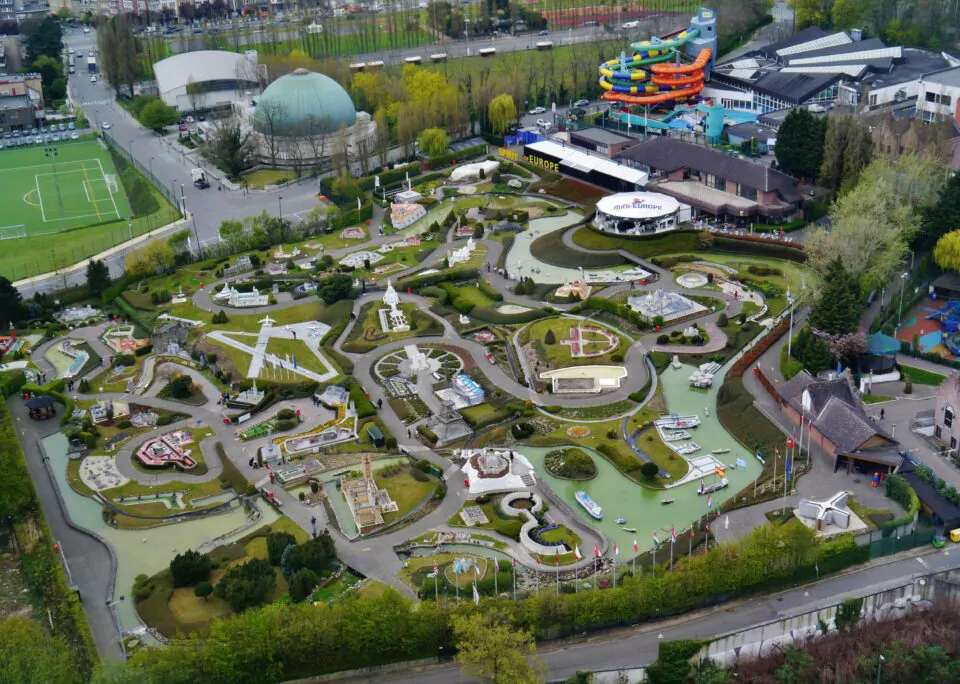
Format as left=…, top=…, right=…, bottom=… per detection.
left=923, top=65, right=960, bottom=88
left=614, top=137, right=801, bottom=202
left=0, top=94, right=30, bottom=110
left=570, top=126, right=637, bottom=145
left=725, top=121, right=778, bottom=141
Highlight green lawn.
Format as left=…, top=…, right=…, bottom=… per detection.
left=373, top=468, right=438, bottom=524
left=521, top=316, right=626, bottom=367
left=899, top=364, right=946, bottom=386
left=460, top=403, right=498, bottom=423
left=341, top=301, right=439, bottom=354
left=539, top=525, right=582, bottom=550
left=264, top=337, right=331, bottom=376
left=440, top=281, right=497, bottom=309
left=241, top=168, right=297, bottom=189
left=312, top=570, right=362, bottom=602
left=863, top=393, right=894, bottom=404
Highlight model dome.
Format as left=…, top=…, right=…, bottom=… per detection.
left=254, top=68, right=357, bottom=137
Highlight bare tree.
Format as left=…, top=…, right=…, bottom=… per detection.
left=186, top=74, right=208, bottom=113
left=373, top=109, right=391, bottom=168
left=286, top=137, right=307, bottom=180
left=330, top=124, right=351, bottom=177
left=256, top=99, right=287, bottom=167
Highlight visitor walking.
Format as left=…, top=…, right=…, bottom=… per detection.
left=880, top=408, right=885, bottom=421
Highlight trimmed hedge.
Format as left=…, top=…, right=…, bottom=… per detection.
left=581, top=296, right=651, bottom=331
left=416, top=424, right=438, bottom=444
left=711, top=235, right=807, bottom=263
left=345, top=379, right=377, bottom=419
left=0, top=369, right=26, bottom=397
left=530, top=227, right=628, bottom=268
left=398, top=267, right=480, bottom=291
left=477, top=278, right=504, bottom=302
left=426, top=143, right=487, bottom=170
left=114, top=296, right=155, bottom=334
left=469, top=307, right=549, bottom=325
left=882, top=473, right=920, bottom=537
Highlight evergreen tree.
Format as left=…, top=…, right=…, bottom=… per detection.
left=808, top=257, right=861, bottom=335
left=917, top=173, right=960, bottom=249
left=85, top=259, right=110, bottom=296
left=0, top=276, right=25, bottom=326
left=774, top=108, right=826, bottom=180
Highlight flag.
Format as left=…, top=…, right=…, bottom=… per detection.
left=494, top=558, right=500, bottom=573
left=474, top=559, right=479, bottom=577
left=535, top=555, right=541, bottom=566
left=707, top=493, right=713, bottom=510
left=432, top=563, right=439, bottom=578
left=671, top=527, right=677, bottom=544
left=593, top=545, right=601, bottom=558
left=690, top=526, right=695, bottom=538
left=472, top=582, right=480, bottom=606
left=279, top=359, right=284, bottom=370
left=555, top=547, right=560, bottom=564
left=652, top=531, right=661, bottom=546
left=633, top=538, right=639, bottom=553
left=574, top=545, right=582, bottom=560
left=293, top=355, right=298, bottom=370
left=724, top=515, right=729, bottom=530
left=511, top=557, right=516, bottom=569
left=785, top=452, right=792, bottom=482
left=613, top=543, right=619, bottom=556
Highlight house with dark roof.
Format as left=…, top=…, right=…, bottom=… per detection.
left=899, top=457, right=960, bottom=531
left=614, top=137, right=802, bottom=223
left=568, top=126, right=640, bottom=159
left=776, top=370, right=900, bottom=474
left=709, top=26, right=958, bottom=114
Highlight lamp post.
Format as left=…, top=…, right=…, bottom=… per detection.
left=786, top=287, right=794, bottom=358
left=876, top=654, right=885, bottom=684
left=148, top=155, right=157, bottom=177
left=106, top=596, right=127, bottom=658
left=278, top=195, right=283, bottom=218
left=898, top=272, right=908, bottom=327
left=464, top=18, right=470, bottom=56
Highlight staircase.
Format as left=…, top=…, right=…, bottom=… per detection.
left=521, top=473, right=536, bottom=487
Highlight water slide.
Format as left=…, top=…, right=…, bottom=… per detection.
left=598, top=25, right=712, bottom=106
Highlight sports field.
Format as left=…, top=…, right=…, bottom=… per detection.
left=0, top=140, right=133, bottom=239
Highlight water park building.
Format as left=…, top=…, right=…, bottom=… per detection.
left=614, top=137, right=802, bottom=223
left=520, top=140, right=648, bottom=192
left=153, top=50, right=259, bottom=114
left=594, top=191, right=686, bottom=235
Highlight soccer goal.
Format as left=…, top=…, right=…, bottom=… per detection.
left=105, top=174, right=120, bottom=195
left=0, top=225, right=27, bottom=240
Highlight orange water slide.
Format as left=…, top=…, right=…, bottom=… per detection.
left=650, top=47, right=713, bottom=75
left=652, top=71, right=704, bottom=87
left=601, top=82, right=704, bottom=105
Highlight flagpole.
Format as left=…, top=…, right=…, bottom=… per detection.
left=513, top=561, right=516, bottom=601
left=494, top=567, right=498, bottom=596
left=688, top=527, right=693, bottom=557
left=536, top=567, right=539, bottom=596
left=555, top=561, right=559, bottom=597
left=613, top=556, right=616, bottom=589
left=652, top=544, right=656, bottom=577
left=593, top=559, right=597, bottom=590
left=434, top=572, right=438, bottom=603
left=669, top=539, right=674, bottom=569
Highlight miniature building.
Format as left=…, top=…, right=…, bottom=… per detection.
left=451, top=374, right=485, bottom=406
left=341, top=455, right=399, bottom=529
left=152, top=319, right=191, bottom=355
left=390, top=202, right=426, bottom=229
left=628, top=288, right=707, bottom=323
left=368, top=425, right=385, bottom=448
left=378, top=280, right=410, bottom=333
left=213, top=284, right=270, bottom=307
left=797, top=491, right=852, bottom=531
left=223, top=255, right=254, bottom=278
left=136, top=430, right=197, bottom=470
left=228, top=380, right=265, bottom=408
left=448, top=237, right=476, bottom=267
left=317, top=385, right=350, bottom=408
left=340, top=251, right=384, bottom=269
left=555, top=280, right=592, bottom=300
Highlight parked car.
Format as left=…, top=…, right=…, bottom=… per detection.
left=90, top=75, right=97, bottom=83
left=58, top=123, right=66, bottom=131
left=101, top=122, right=111, bottom=130
left=68, top=122, right=75, bottom=130
left=573, top=99, right=589, bottom=107
left=528, top=106, right=546, bottom=115
left=538, top=29, right=549, bottom=36
left=71, top=132, right=79, bottom=140
left=536, top=118, right=551, bottom=129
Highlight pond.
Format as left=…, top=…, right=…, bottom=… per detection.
left=505, top=212, right=640, bottom=284
left=313, top=456, right=411, bottom=538
left=42, top=432, right=280, bottom=641
left=518, top=360, right=761, bottom=556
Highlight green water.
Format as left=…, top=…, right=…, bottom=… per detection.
left=42, top=433, right=280, bottom=638
left=519, top=362, right=761, bottom=555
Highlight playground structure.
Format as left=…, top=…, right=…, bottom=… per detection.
left=935, top=301, right=960, bottom=356
left=599, top=7, right=717, bottom=107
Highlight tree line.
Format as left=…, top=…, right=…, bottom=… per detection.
left=792, top=0, right=959, bottom=49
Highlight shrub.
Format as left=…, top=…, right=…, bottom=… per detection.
left=194, top=581, right=213, bottom=601
left=417, top=425, right=438, bottom=444
left=657, top=334, right=670, bottom=344
left=511, top=422, right=534, bottom=439
left=640, top=461, right=660, bottom=479
left=113, top=353, right=135, bottom=368
left=611, top=353, right=624, bottom=363
left=717, top=313, right=729, bottom=327
left=266, top=532, right=297, bottom=566
left=214, top=558, right=276, bottom=612
left=544, top=329, right=556, bottom=345
left=289, top=568, right=320, bottom=603
left=169, top=549, right=211, bottom=587
left=116, top=420, right=132, bottom=429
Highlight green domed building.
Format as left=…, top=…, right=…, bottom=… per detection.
left=254, top=68, right=357, bottom=136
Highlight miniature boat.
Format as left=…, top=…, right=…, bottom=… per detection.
left=615, top=517, right=627, bottom=524
left=661, top=499, right=674, bottom=505
left=662, top=431, right=691, bottom=442
left=575, top=491, right=603, bottom=520
left=622, top=527, right=637, bottom=533
left=675, top=442, right=701, bottom=455
left=698, top=477, right=729, bottom=496
left=712, top=448, right=730, bottom=454
left=655, top=415, right=701, bottom=430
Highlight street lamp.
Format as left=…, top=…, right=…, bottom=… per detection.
left=898, top=272, right=908, bottom=327
left=106, top=596, right=127, bottom=658
left=876, top=654, right=885, bottom=684
left=278, top=195, right=283, bottom=217
left=148, top=155, right=157, bottom=177
left=786, top=287, right=794, bottom=358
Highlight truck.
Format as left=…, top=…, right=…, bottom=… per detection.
left=87, top=56, right=97, bottom=73
left=191, top=168, right=209, bottom=189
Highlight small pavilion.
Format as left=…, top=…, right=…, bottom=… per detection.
left=25, top=395, right=56, bottom=420
left=863, top=333, right=900, bottom=374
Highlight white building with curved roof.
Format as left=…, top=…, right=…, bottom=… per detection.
left=153, top=50, right=260, bottom=113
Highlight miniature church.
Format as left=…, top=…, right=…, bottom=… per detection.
left=378, top=280, right=410, bottom=333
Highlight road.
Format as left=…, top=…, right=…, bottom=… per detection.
left=344, top=546, right=960, bottom=682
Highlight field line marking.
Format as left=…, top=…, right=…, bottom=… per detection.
left=83, top=180, right=92, bottom=203
left=80, top=159, right=102, bottom=222
left=98, top=159, right=121, bottom=218
left=0, top=158, right=103, bottom=174
left=34, top=174, right=46, bottom=222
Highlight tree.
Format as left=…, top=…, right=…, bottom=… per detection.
left=640, top=461, right=660, bottom=479
left=185, top=74, right=208, bottom=113
left=831, top=0, right=869, bottom=29
left=418, top=127, right=449, bottom=158
left=97, top=15, right=140, bottom=97
left=138, top=99, right=179, bottom=133
left=331, top=174, right=362, bottom=204
left=488, top=93, right=518, bottom=136
left=85, top=259, right=111, bottom=295
left=126, top=241, right=175, bottom=277
left=168, top=374, right=195, bottom=399
left=202, top=117, right=255, bottom=179
left=317, top=274, right=354, bottom=305
left=283, top=532, right=336, bottom=578
left=256, top=99, right=288, bottom=166
left=917, top=172, right=960, bottom=249
left=774, top=108, right=826, bottom=180
left=214, top=558, right=276, bottom=612
left=266, top=531, right=297, bottom=566
left=194, top=581, right=213, bottom=601
left=453, top=610, right=545, bottom=684
left=0, top=617, right=81, bottom=684
left=170, top=549, right=211, bottom=587
left=818, top=115, right=872, bottom=193
left=808, top=257, right=861, bottom=335
left=791, top=0, right=833, bottom=30
left=0, top=276, right=25, bottom=325
left=289, top=568, right=320, bottom=603
left=544, top=329, right=556, bottom=345
left=20, top=16, right=62, bottom=63
left=934, top=231, right=960, bottom=272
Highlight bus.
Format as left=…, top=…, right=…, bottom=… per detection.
left=479, top=47, right=496, bottom=57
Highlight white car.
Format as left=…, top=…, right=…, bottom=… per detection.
left=536, top=118, right=551, bottom=129
left=529, top=106, right=546, bottom=115
left=573, top=99, right=589, bottom=107
left=101, top=122, right=111, bottom=130
left=71, top=132, right=79, bottom=140
left=90, top=75, right=97, bottom=83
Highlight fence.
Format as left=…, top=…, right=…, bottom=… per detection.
left=102, top=131, right=181, bottom=209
